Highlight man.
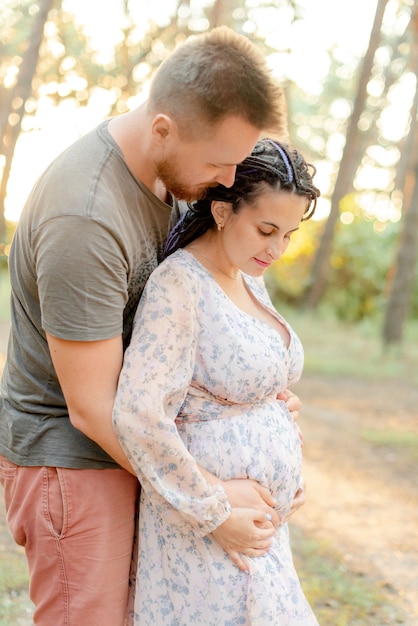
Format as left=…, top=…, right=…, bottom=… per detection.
left=0, top=26, right=301, bottom=625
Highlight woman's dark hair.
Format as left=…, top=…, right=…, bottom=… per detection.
left=162, top=138, right=320, bottom=259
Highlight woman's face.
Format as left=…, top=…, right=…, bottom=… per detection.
left=218, top=189, right=308, bottom=276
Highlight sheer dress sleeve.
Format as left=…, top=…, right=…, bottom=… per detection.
left=113, top=260, right=231, bottom=536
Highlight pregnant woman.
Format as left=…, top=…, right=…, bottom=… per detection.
left=113, top=138, right=320, bottom=625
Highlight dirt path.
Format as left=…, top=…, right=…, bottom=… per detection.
left=0, top=320, right=417, bottom=623
left=294, top=374, right=418, bottom=623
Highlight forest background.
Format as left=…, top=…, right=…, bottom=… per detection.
left=0, top=0, right=417, bottom=624
left=1, top=0, right=418, bottom=342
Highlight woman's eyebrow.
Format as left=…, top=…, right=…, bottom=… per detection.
left=261, top=221, right=280, bottom=230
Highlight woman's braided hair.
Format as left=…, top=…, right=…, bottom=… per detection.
left=162, top=138, right=320, bottom=259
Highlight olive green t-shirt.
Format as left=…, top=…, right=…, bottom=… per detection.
left=0, top=120, right=180, bottom=468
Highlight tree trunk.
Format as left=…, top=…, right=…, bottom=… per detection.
left=382, top=155, right=418, bottom=345
left=302, top=0, right=390, bottom=308
left=0, top=0, right=55, bottom=243
left=382, top=6, right=418, bottom=346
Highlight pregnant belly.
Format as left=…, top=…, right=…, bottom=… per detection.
left=177, top=401, right=302, bottom=516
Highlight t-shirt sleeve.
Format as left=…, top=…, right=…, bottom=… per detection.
left=113, top=261, right=231, bottom=536
left=33, top=215, right=128, bottom=341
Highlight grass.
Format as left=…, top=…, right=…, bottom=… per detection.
left=0, top=550, right=33, bottom=625
left=291, top=526, right=405, bottom=625
left=361, top=428, right=418, bottom=464
left=361, top=429, right=418, bottom=447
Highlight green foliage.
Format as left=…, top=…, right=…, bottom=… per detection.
left=323, top=217, right=399, bottom=321
left=323, top=215, right=418, bottom=321
left=0, top=1, right=34, bottom=53
left=267, top=214, right=418, bottom=323
left=265, top=219, right=324, bottom=302
left=0, top=1, right=36, bottom=113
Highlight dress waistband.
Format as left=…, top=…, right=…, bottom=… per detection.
left=175, top=383, right=280, bottom=424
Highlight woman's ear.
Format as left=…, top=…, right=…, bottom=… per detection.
left=211, top=201, right=231, bottom=226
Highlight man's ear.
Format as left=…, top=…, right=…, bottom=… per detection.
left=151, top=114, right=177, bottom=145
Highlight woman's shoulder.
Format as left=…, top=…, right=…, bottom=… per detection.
left=149, top=249, right=202, bottom=291
left=156, top=248, right=196, bottom=274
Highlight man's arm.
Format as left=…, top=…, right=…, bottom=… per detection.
left=46, top=333, right=135, bottom=474
left=47, top=331, right=304, bottom=522
left=47, top=332, right=306, bottom=565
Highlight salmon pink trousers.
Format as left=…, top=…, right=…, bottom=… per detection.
left=0, top=455, right=139, bottom=626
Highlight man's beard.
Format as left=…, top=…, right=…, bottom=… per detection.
left=156, top=159, right=210, bottom=202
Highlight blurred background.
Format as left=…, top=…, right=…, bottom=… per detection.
left=1, top=0, right=418, bottom=342
left=0, top=1, right=417, bottom=625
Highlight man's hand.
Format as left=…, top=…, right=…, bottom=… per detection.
left=277, top=388, right=303, bottom=446
left=211, top=508, right=275, bottom=572
left=281, top=478, right=306, bottom=524
left=277, top=388, right=302, bottom=422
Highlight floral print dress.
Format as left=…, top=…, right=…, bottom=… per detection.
left=113, top=249, right=318, bottom=626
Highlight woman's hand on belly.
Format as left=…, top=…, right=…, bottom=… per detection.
left=199, top=465, right=282, bottom=528
left=211, top=507, right=275, bottom=572
left=222, top=478, right=281, bottom=527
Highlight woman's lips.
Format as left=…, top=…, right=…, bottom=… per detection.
left=254, top=257, right=270, bottom=268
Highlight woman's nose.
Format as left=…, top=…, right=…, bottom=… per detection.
left=267, top=240, right=285, bottom=260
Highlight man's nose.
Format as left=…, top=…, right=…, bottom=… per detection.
left=216, top=165, right=237, bottom=188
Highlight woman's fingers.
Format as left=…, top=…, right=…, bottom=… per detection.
left=238, top=546, right=271, bottom=558
left=211, top=508, right=275, bottom=553
left=212, top=509, right=278, bottom=571
left=221, top=479, right=281, bottom=526
left=223, top=548, right=249, bottom=572
left=224, top=546, right=272, bottom=572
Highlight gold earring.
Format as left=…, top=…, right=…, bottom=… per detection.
left=217, top=223, right=223, bottom=231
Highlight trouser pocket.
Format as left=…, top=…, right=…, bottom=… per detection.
left=43, top=467, right=66, bottom=538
